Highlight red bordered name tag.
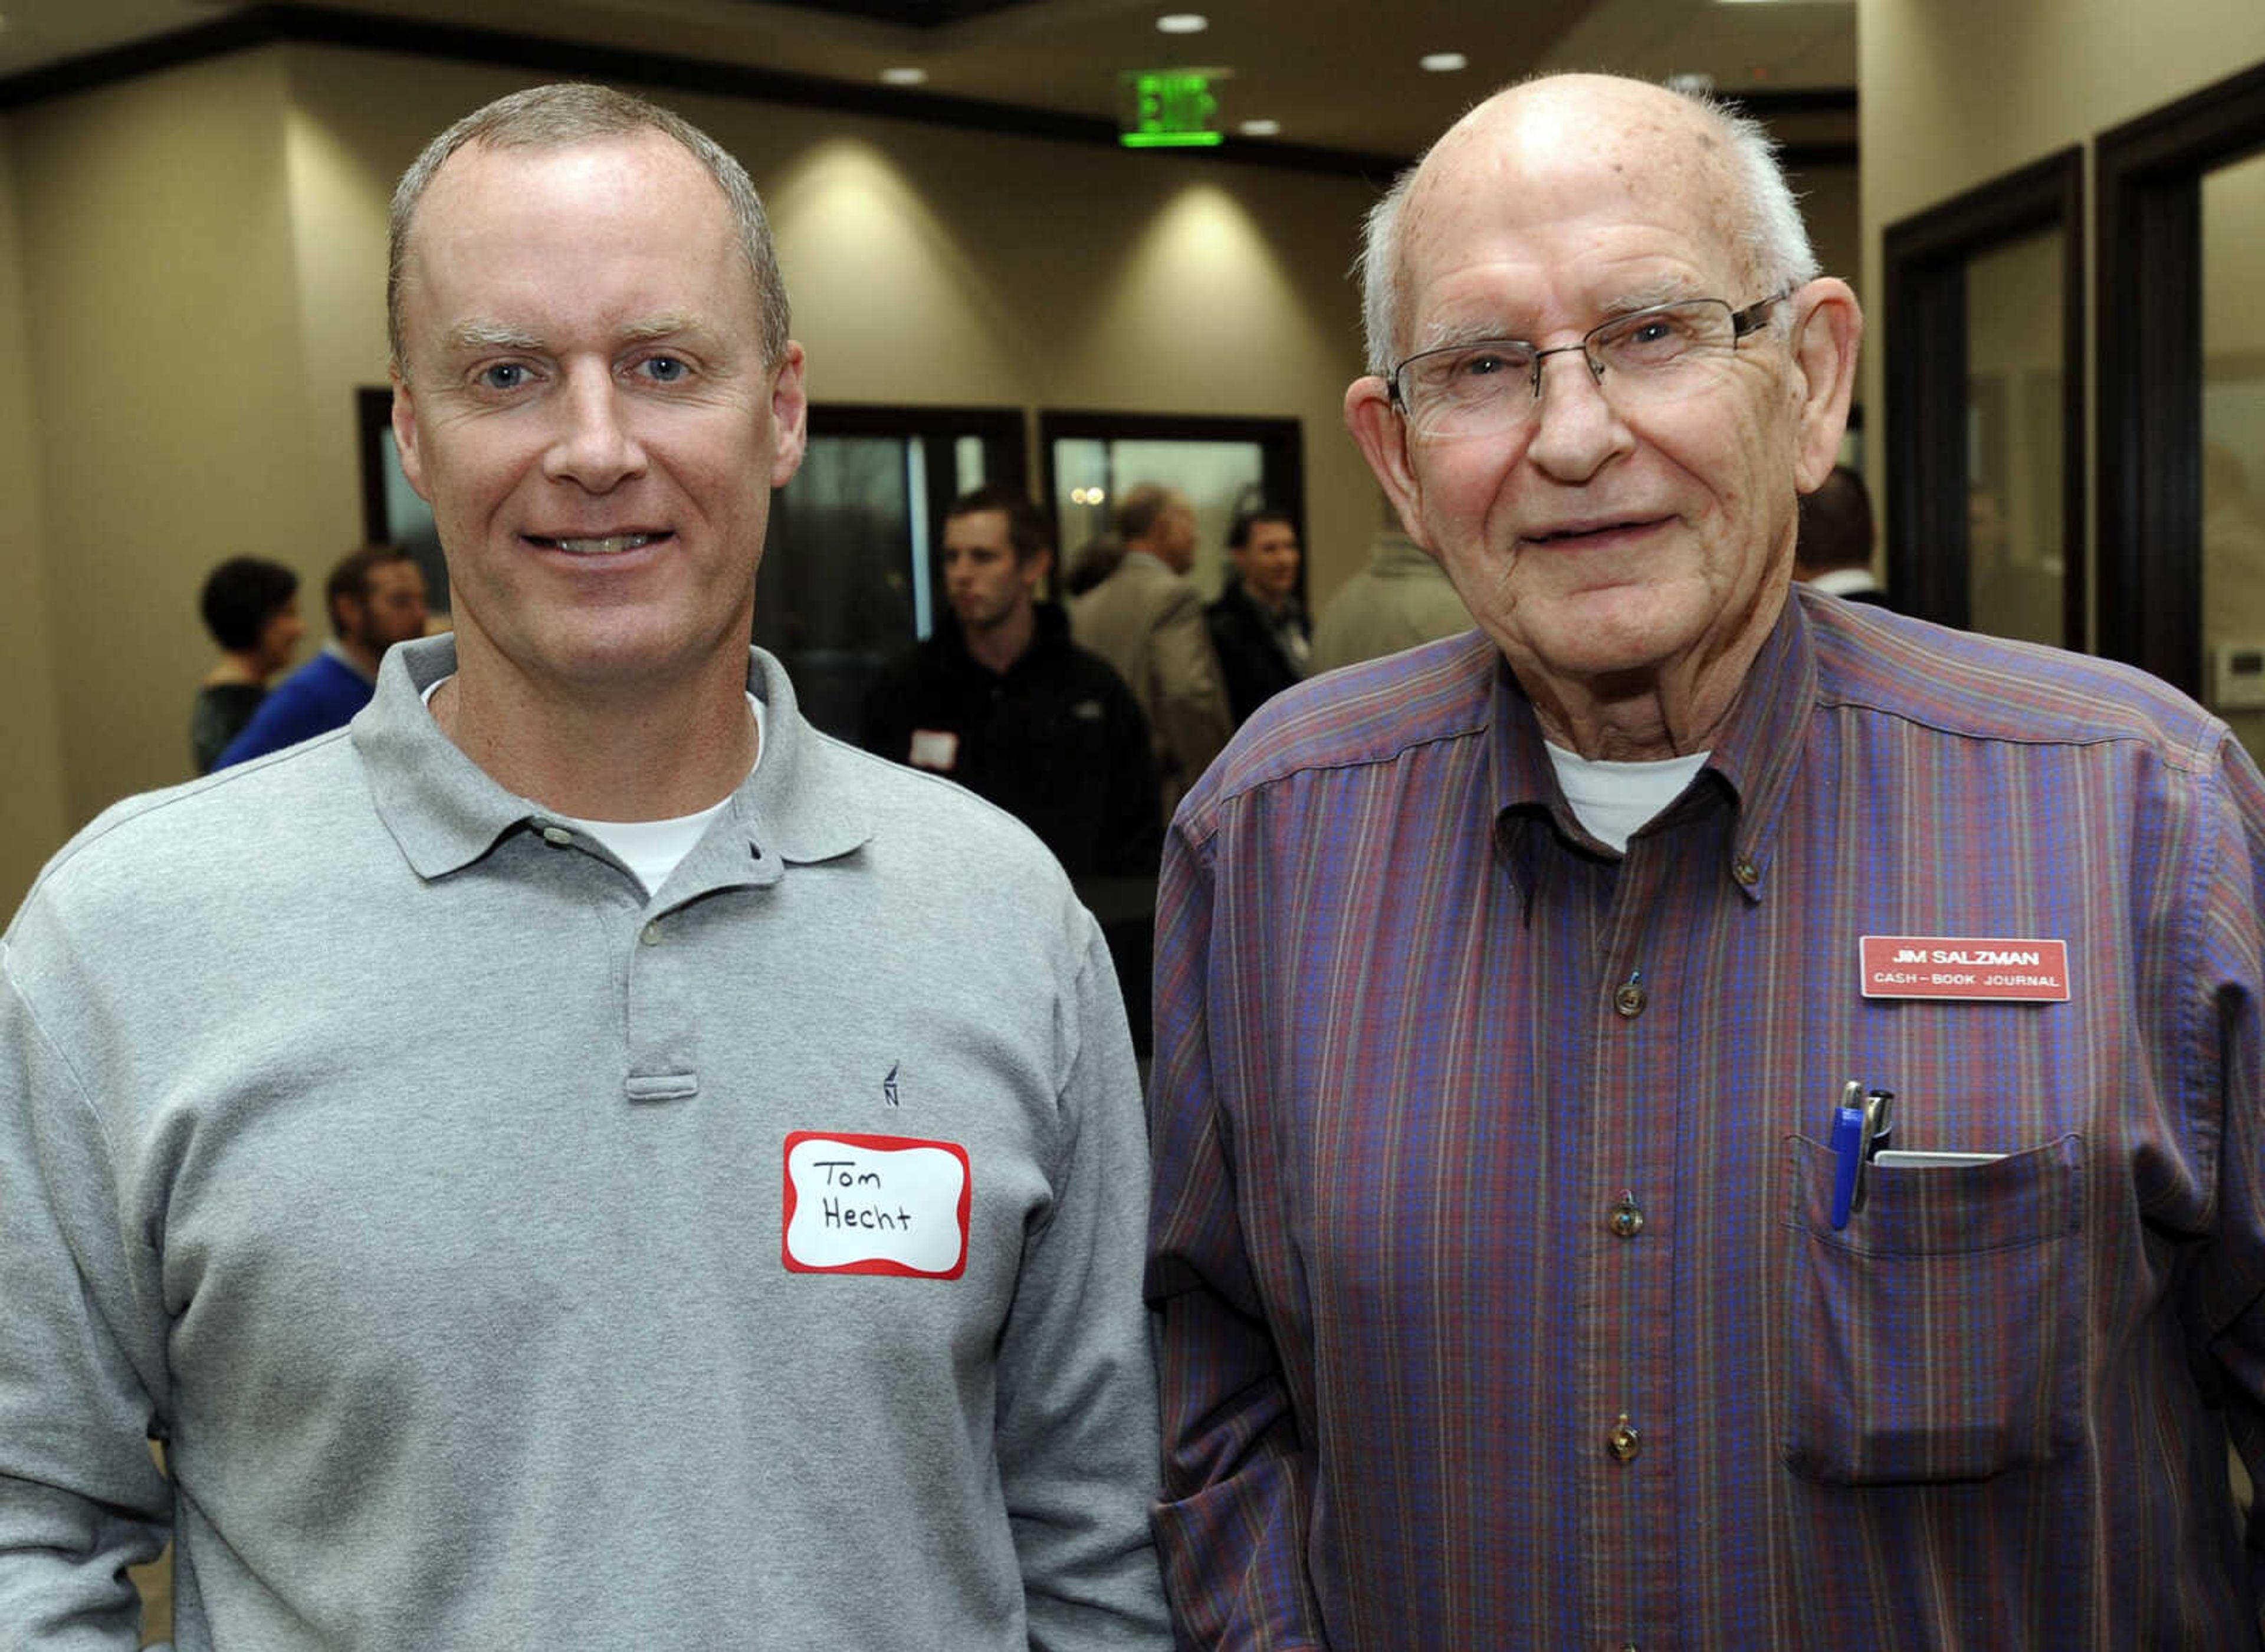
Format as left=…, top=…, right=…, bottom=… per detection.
left=1859, top=935, right=2070, bottom=1001
left=782, top=1131, right=971, bottom=1280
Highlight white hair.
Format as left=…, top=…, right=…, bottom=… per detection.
left=1355, top=78, right=1820, bottom=377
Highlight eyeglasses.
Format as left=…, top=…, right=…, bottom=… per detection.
left=1386, top=294, right=1787, bottom=439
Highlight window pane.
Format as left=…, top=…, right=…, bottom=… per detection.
left=1049, top=437, right=1266, bottom=600
left=2200, top=147, right=2265, bottom=758
left=1964, top=229, right=2065, bottom=646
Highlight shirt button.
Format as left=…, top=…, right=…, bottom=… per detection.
left=641, top=920, right=663, bottom=946
left=1609, top=1191, right=1644, bottom=1239
left=1613, top=980, right=1647, bottom=1017
left=540, top=825, right=572, bottom=846
left=1608, top=1414, right=1640, bottom=1463
left=1732, top=856, right=1760, bottom=887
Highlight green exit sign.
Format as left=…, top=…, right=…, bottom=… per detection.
left=1120, top=70, right=1222, bottom=149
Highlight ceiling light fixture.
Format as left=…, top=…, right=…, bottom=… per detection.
left=879, top=66, right=928, bottom=86
left=1239, top=119, right=1281, bottom=137
left=1156, top=14, right=1209, bottom=34
left=1420, top=52, right=1468, bottom=73
left=1666, top=72, right=1715, bottom=95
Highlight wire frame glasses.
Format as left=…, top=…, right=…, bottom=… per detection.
left=1387, top=294, right=1786, bottom=439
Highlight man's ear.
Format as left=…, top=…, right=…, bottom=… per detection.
left=391, top=369, right=434, bottom=504
left=1345, top=375, right=1428, bottom=544
left=767, top=342, right=810, bottom=490
left=1786, top=278, right=1862, bottom=494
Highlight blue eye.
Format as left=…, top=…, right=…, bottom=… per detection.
left=478, top=363, right=528, bottom=392
left=640, top=356, right=689, bottom=384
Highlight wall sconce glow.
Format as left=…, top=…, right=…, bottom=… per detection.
left=1155, top=14, right=1209, bottom=34
left=879, top=66, right=928, bottom=86
left=1666, top=73, right=1715, bottom=96
left=1071, top=487, right=1109, bottom=506
left=1420, top=52, right=1468, bottom=73
left=1239, top=119, right=1281, bottom=137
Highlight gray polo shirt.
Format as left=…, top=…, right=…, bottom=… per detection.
left=0, top=637, right=1168, bottom=1648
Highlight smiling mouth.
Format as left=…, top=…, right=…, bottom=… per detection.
left=1528, top=517, right=1665, bottom=546
left=527, top=533, right=666, bottom=556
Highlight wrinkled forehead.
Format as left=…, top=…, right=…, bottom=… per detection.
left=1397, top=81, right=1749, bottom=303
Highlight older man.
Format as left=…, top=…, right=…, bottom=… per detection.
left=1147, top=73, right=2265, bottom=1648
left=0, top=84, right=1166, bottom=1648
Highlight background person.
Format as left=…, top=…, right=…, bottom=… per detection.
left=861, top=484, right=1158, bottom=881
left=1146, top=71, right=2265, bottom=1649
left=189, top=555, right=302, bottom=773
left=1792, top=461, right=1888, bottom=605
left=1203, top=506, right=1311, bottom=725
left=1071, top=482, right=1233, bottom=821
left=211, top=543, right=428, bottom=768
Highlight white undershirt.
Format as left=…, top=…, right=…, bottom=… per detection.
left=424, top=677, right=766, bottom=892
left=1543, top=742, right=1709, bottom=853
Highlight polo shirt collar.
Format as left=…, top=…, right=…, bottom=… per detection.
left=356, top=636, right=872, bottom=881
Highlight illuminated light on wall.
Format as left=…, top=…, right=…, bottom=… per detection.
left=1420, top=52, right=1468, bottom=73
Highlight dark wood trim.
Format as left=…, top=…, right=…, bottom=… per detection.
left=805, top=402, right=1028, bottom=513
left=1779, top=143, right=1859, bottom=173
left=2095, top=60, right=2265, bottom=691
left=1881, top=147, right=2085, bottom=645
left=356, top=386, right=394, bottom=546
left=0, top=2, right=1410, bottom=180
left=1719, top=88, right=1859, bottom=119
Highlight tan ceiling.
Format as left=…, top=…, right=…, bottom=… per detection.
left=0, top=0, right=1855, bottom=159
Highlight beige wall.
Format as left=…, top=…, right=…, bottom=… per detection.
left=1859, top=0, right=2265, bottom=630
left=0, top=120, right=68, bottom=914
left=11, top=50, right=328, bottom=836
left=0, top=41, right=1399, bottom=886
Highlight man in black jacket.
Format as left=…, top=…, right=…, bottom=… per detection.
left=1206, top=507, right=1312, bottom=724
left=862, top=485, right=1160, bottom=881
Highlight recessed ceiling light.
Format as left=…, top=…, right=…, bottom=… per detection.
left=1420, top=51, right=1468, bottom=73
left=879, top=66, right=928, bottom=86
left=1666, top=72, right=1715, bottom=96
left=1156, top=14, right=1209, bottom=34
left=1239, top=119, right=1281, bottom=137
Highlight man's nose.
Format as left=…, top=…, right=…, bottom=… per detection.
left=543, top=366, right=646, bottom=491
left=1522, top=347, right=1631, bottom=482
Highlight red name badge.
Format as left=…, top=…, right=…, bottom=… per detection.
left=1859, top=935, right=2070, bottom=1002
left=781, top=1131, right=971, bottom=1280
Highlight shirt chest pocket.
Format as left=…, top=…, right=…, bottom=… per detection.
left=1779, top=1133, right=2086, bottom=1486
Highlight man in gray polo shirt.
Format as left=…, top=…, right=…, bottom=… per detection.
left=0, top=84, right=1167, bottom=1648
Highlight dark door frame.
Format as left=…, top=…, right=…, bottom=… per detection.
left=1882, top=147, right=2086, bottom=642
left=2095, top=61, right=2265, bottom=692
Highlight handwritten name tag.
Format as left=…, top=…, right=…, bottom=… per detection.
left=782, top=1131, right=971, bottom=1280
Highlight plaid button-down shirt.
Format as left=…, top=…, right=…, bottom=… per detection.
left=1148, top=587, right=2265, bottom=1648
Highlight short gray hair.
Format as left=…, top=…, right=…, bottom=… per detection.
left=388, top=82, right=790, bottom=376
left=1355, top=78, right=1819, bottom=376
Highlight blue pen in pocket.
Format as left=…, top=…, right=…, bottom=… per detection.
left=1829, top=1080, right=1867, bottom=1230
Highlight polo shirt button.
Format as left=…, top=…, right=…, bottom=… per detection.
left=1613, top=981, right=1647, bottom=1017
left=1609, top=1191, right=1644, bottom=1239
left=641, top=921, right=663, bottom=946
left=1608, top=1414, right=1640, bottom=1463
left=1732, top=856, right=1760, bottom=886
left=540, top=825, right=572, bottom=846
